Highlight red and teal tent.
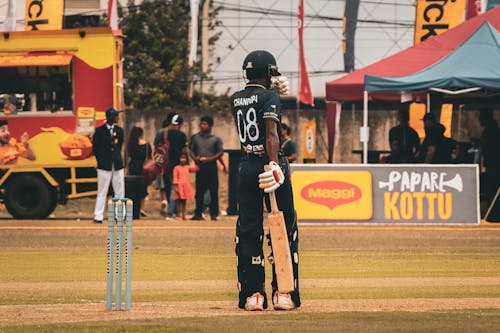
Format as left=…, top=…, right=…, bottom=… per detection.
left=324, top=6, right=500, bottom=162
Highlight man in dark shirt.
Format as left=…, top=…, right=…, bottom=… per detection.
left=479, top=107, right=500, bottom=205
left=92, top=108, right=124, bottom=223
left=417, top=113, right=454, bottom=164
left=154, top=113, right=187, bottom=218
left=189, top=116, right=223, bottom=221
left=388, top=109, right=420, bottom=163
left=280, top=123, right=298, bottom=163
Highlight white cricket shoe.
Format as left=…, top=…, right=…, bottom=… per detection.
left=160, top=200, right=168, bottom=215
left=273, top=291, right=297, bottom=310
left=244, top=292, right=264, bottom=311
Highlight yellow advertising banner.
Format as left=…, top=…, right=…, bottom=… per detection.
left=25, top=0, right=64, bottom=31
left=440, top=104, right=453, bottom=137
left=414, top=0, right=466, bottom=44
left=409, top=103, right=453, bottom=139
left=301, top=120, right=316, bottom=159
left=291, top=170, right=373, bottom=220
left=291, top=164, right=480, bottom=224
left=409, top=102, right=426, bottom=139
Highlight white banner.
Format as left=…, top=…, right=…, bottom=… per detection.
left=108, top=0, right=118, bottom=30
left=3, top=0, right=16, bottom=31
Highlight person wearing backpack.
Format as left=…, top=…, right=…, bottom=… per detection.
left=154, top=113, right=187, bottom=218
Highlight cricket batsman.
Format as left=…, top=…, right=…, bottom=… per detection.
left=231, top=50, right=301, bottom=311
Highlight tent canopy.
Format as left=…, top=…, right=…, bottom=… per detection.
left=365, top=23, right=500, bottom=93
left=325, top=6, right=500, bottom=102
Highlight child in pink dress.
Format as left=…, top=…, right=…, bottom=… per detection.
left=173, top=153, right=199, bottom=220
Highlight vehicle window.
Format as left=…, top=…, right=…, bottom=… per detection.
left=0, top=65, right=73, bottom=114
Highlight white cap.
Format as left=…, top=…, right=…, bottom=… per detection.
left=171, top=114, right=180, bottom=125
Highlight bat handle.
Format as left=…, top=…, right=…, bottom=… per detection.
left=264, top=165, right=279, bottom=212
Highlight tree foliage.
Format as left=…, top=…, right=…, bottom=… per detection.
left=121, top=0, right=191, bottom=111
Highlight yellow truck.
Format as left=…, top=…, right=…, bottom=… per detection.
left=0, top=27, right=124, bottom=218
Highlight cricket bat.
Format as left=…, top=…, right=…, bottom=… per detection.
left=265, top=166, right=294, bottom=293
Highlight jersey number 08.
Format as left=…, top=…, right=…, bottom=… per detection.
left=236, top=108, right=260, bottom=143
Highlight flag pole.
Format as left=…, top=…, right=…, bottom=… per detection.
left=295, top=0, right=299, bottom=111
left=295, top=0, right=302, bottom=162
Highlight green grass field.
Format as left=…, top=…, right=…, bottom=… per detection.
left=1, top=220, right=500, bottom=332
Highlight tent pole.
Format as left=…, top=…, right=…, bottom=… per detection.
left=426, top=93, right=430, bottom=113
left=362, top=91, right=369, bottom=164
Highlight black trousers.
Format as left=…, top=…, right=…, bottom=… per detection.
left=162, top=170, right=173, bottom=203
left=235, top=154, right=300, bottom=309
left=194, top=162, right=219, bottom=217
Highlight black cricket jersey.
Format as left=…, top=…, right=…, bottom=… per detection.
left=230, top=82, right=281, bottom=155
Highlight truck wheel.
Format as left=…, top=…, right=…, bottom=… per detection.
left=4, top=174, right=58, bottom=219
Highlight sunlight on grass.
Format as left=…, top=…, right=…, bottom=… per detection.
left=3, top=310, right=500, bottom=333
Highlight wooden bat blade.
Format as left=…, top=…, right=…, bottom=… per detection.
left=268, top=210, right=294, bottom=293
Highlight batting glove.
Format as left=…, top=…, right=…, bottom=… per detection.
left=270, top=76, right=289, bottom=96
left=258, top=161, right=285, bottom=193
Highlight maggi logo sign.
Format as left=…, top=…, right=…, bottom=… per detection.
left=292, top=170, right=373, bottom=220
left=302, top=181, right=361, bottom=210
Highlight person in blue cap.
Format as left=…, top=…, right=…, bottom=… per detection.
left=92, top=107, right=124, bottom=223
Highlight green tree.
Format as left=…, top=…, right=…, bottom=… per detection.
left=121, top=0, right=191, bottom=111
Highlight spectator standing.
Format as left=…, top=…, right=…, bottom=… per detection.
left=435, top=123, right=455, bottom=164
left=387, top=109, right=420, bottom=163
left=380, top=140, right=405, bottom=164
left=479, top=108, right=500, bottom=205
left=126, top=126, right=152, bottom=217
left=417, top=113, right=454, bottom=164
left=154, top=113, right=187, bottom=219
left=173, top=152, right=199, bottom=220
left=416, top=113, right=438, bottom=163
left=154, top=117, right=170, bottom=214
left=450, top=142, right=470, bottom=164
left=189, top=116, right=223, bottom=221
left=92, top=108, right=124, bottom=224
left=280, top=123, right=298, bottom=163
left=202, top=156, right=228, bottom=215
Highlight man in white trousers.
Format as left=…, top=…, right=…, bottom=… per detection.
left=92, top=108, right=125, bottom=223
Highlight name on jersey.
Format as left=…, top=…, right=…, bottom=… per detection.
left=245, top=144, right=264, bottom=153
left=233, top=95, right=258, bottom=107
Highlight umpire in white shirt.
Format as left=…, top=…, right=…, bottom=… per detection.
left=92, top=108, right=125, bottom=223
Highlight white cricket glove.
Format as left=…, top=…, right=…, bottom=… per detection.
left=270, top=76, right=289, bottom=96
left=258, top=161, right=285, bottom=193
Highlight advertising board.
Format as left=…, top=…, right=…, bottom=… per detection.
left=291, top=164, right=479, bottom=224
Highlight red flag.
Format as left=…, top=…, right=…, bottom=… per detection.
left=298, top=0, right=314, bottom=106
left=466, top=0, right=481, bottom=19
left=108, top=0, right=118, bottom=30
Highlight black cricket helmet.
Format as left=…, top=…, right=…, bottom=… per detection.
left=242, top=50, right=281, bottom=77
